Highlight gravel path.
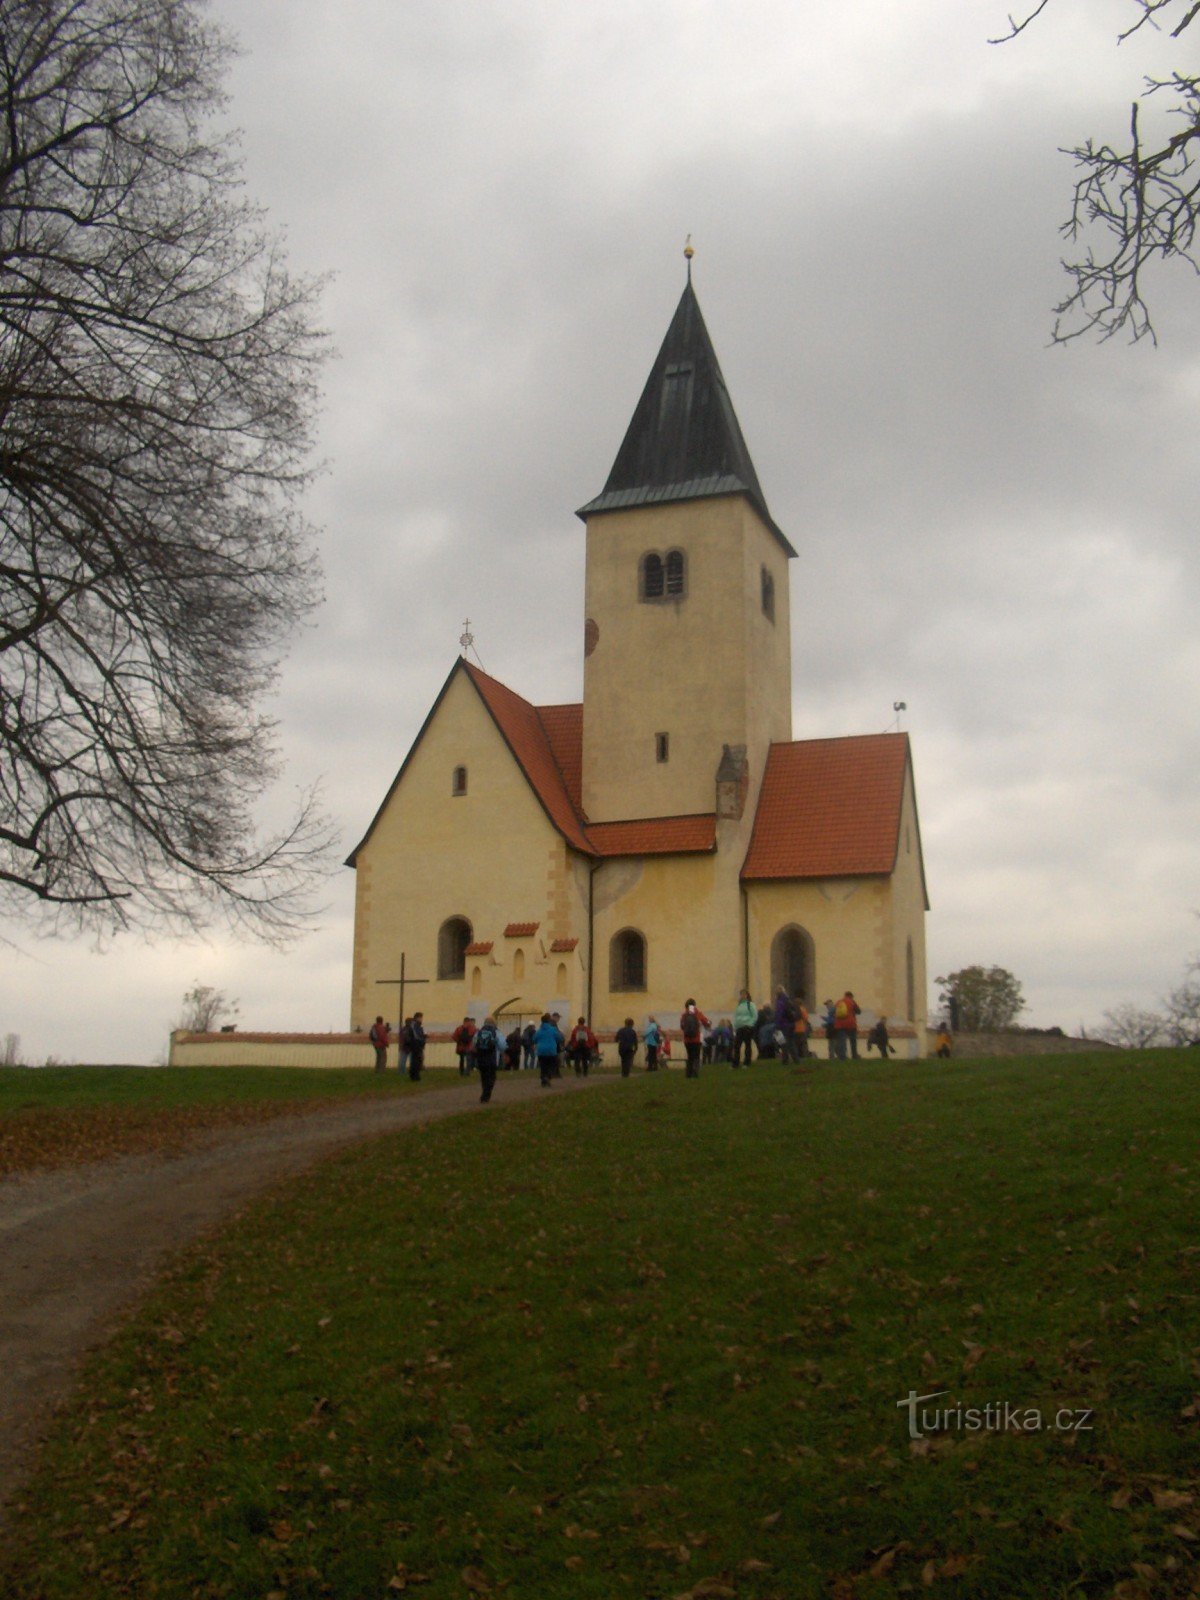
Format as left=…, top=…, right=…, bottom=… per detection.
left=0, top=1072, right=607, bottom=1523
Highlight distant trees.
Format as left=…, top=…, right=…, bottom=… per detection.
left=176, top=982, right=238, bottom=1034
left=936, top=965, right=1026, bottom=1032
left=0, top=0, right=330, bottom=940
left=1097, top=1002, right=1168, bottom=1048
left=993, top=1, right=1200, bottom=342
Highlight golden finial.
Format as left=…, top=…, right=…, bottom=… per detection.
left=684, top=233, right=694, bottom=282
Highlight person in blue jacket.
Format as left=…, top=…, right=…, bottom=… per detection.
left=643, top=1016, right=662, bottom=1071
left=534, top=1013, right=564, bottom=1088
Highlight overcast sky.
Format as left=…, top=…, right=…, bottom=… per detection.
left=3, top=0, right=1198, bottom=1063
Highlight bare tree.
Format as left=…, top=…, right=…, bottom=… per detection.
left=993, top=1, right=1200, bottom=342
left=1097, top=1001, right=1167, bottom=1047
left=1162, top=975, right=1200, bottom=1044
left=176, top=980, right=238, bottom=1033
left=0, top=0, right=331, bottom=940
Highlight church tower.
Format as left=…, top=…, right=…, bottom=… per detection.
left=577, top=269, right=795, bottom=823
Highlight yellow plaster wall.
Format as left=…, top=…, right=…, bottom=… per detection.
left=349, top=669, right=590, bottom=1030
left=745, top=860, right=926, bottom=1030
left=581, top=496, right=792, bottom=822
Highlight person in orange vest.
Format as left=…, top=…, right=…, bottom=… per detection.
left=834, top=991, right=862, bottom=1059
left=369, top=1015, right=390, bottom=1074
left=794, top=998, right=811, bottom=1059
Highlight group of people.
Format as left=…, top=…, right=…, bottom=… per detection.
left=368, top=984, right=897, bottom=1100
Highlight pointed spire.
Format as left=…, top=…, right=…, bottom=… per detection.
left=577, top=274, right=794, bottom=556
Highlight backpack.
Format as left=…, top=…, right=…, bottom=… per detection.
left=835, top=999, right=849, bottom=1023
left=475, top=1024, right=497, bottom=1053
left=572, top=1026, right=589, bottom=1047
left=681, top=1010, right=700, bottom=1041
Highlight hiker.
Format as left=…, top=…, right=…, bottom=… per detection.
left=867, top=1016, right=895, bottom=1058
left=407, top=1013, right=426, bottom=1081
left=712, top=1017, right=734, bottom=1063
left=733, top=989, right=757, bottom=1068
left=644, top=1016, right=662, bottom=1071
left=679, top=999, right=711, bottom=1078
left=398, top=1018, right=413, bottom=1078
left=822, top=999, right=839, bottom=1060
left=835, top=991, right=862, bottom=1060
left=755, top=1001, right=775, bottom=1059
left=794, top=999, right=812, bottom=1060
left=549, top=1013, right=565, bottom=1077
left=615, top=1016, right=639, bottom=1077
left=534, top=1013, right=564, bottom=1087
left=522, top=1022, right=537, bottom=1071
left=773, top=986, right=798, bottom=1061
left=369, top=1016, right=390, bottom=1074
left=473, top=1015, right=502, bottom=1102
left=568, top=1016, right=598, bottom=1076
left=505, top=1024, right=523, bottom=1071
left=453, top=1016, right=476, bottom=1076
left=934, top=1026, right=952, bottom=1059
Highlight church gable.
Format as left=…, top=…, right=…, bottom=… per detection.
left=742, top=734, right=923, bottom=887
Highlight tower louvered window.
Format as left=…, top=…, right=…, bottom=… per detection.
left=641, top=553, right=664, bottom=600
left=665, top=549, right=685, bottom=596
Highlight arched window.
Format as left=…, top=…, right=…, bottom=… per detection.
left=761, top=566, right=775, bottom=623
left=665, top=548, right=686, bottom=597
left=513, top=948, right=525, bottom=982
left=640, top=552, right=664, bottom=600
left=452, top=765, right=468, bottom=796
left=556, top=962, right=568, bottom=992
left=438, top=916, right=472, bottom=980
left=610, top=928, right=646, bottom=992
left=770, top=924, right=814, bottom=1010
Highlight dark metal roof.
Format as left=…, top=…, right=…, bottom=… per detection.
left=577, top=281, right=795, bottom=557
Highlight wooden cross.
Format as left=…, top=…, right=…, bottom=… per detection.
left=376, top=952, right=430, bottom=1024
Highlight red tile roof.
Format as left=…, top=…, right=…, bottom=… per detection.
left=464, top=940, right=494, bottom=956
left=464, top=663, right=595, bottom=856
left=537, top=703, right=583, bottom=814
left=549, top=937, right=579, bottom=952
left=503, top=921, right=539, bottom=938
left=587, top=813, right=717, bottom=857
left=742, top=734, right=911, bottom=880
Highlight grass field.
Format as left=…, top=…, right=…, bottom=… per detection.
left=4, top=1052, right=1198, bottom=1598
left=0, top=1065, right=452, bottom=1175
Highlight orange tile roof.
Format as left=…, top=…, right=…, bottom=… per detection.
left=549, top=937, right=579, bottom=952
left=742, top=734, right=912, bottom=880
left=503, top=921, right=539, bottom=938
left=464, top=940, right=494, bottom=956
left=587, top=813, right=717, bottom=857
left=537, top=703, right=584, bottom=815
left=463, top=663, right=595, bottom=856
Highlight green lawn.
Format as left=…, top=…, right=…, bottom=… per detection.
left=4, top=1052, right=1198, bottom=1599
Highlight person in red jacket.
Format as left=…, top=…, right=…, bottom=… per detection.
left=453, top=1016, right=476, bottom=1076
left=679, top=998, right=711, bottom=1078
left=834, top=991, right=862, bottom=1060
left=369, top=1016, right=390, bottom=1074
left=568, top=1016, right=598, bottom=1076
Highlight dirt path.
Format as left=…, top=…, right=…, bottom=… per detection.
left=0, top=1072, right=607, bottom=1523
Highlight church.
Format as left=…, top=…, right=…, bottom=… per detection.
left=347, top=267, right=928, bottom=1047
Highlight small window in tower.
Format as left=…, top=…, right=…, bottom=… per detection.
left=641, top=552, right=664, bottom=601
left=655, top=732, right=669, bottom=764
left=665, top=548, right=686, bottom=597
left=761, top=566, right=775, bottom=623
left=452, top=765, right=468, bottom=796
